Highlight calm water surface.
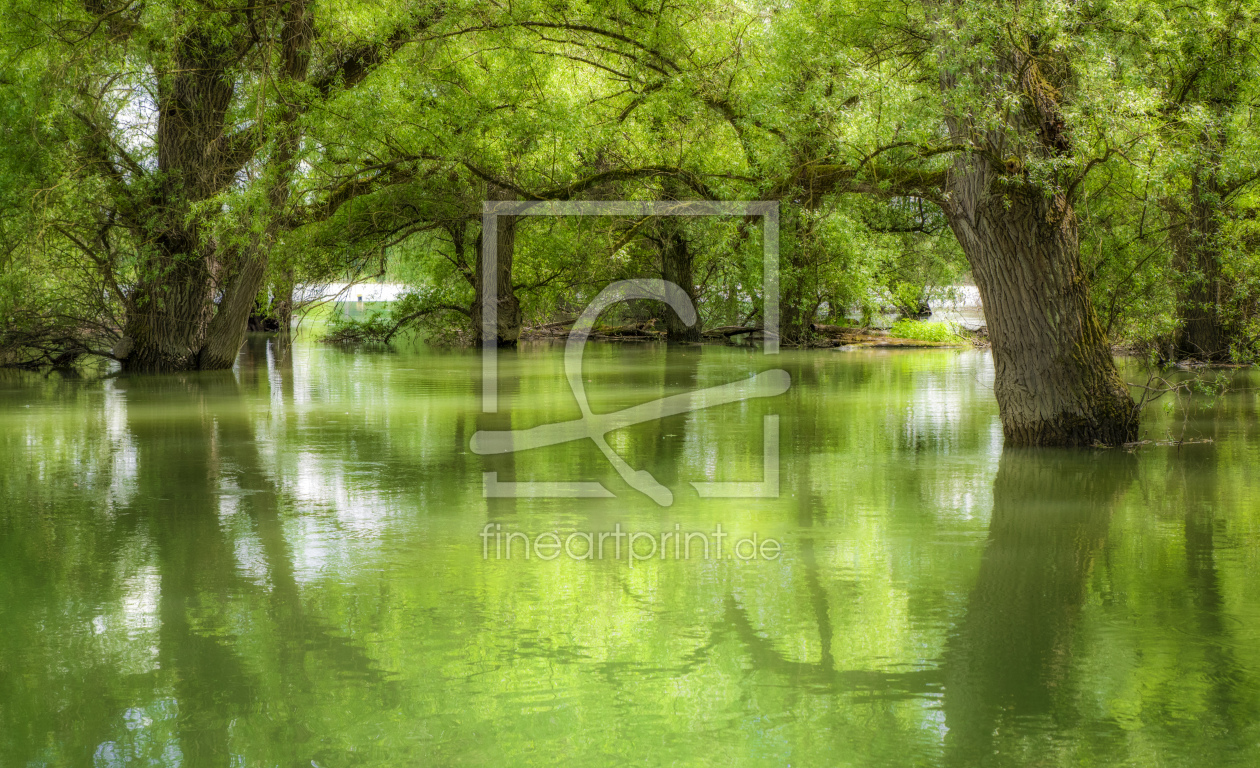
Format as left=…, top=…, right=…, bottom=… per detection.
left=3, top=336, right=1260, bottom=767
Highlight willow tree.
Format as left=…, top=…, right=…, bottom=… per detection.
left=481, top=0, right=1143, bottom=444
left=2, top=0, right=439, bottom=372
left=743, top=0, right=1140, bottom=444
left=927, top=2, right=1139, bottom=445
left=335, top=4, right=729, bottom=347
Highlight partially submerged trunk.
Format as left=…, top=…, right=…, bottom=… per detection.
left=943, top=164, right=1138, bottom=446
left=119, top=247, right=271, bottom=374
left=273, top=266, right=298, bottom=340
left=656, top=218, right=701, bottom=342
left=777, top=207, right=813, bottom=343
left=198, top=252, right=271, bottom=370
left=116, top=26, right=247, bottom=373
left=73, top=0, right=394, bottom=373
left=938, top=40, right=1137, bottom=446
left=117, top=251, right=217, bottom=372
left=783, top=13, right=1139, bottom=444
left=114, top=6, right=314, bottom=373
left=473, top=186, right=523, bottom=346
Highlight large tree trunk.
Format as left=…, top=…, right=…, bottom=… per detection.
left=936, top=33, right=1137, bottom=446
left=117, top=26, right=240, bottom=373
left=118, top=249, right=218, bottom=372
left=943, top=165, right=1138, bottom=446
left=656, top=218, right=701, bottom=342
left=197, top=250, right=270, bottom=369
left=777, top=207, right=812, bottom=343
left=273, top=266, right=297, bottom=342
left=473, top=185, right=523, bottom=346
left=120, top=245, right=269, bottom=374
left=1170, top=170, right=1231, bottom=361
left=114, top=4, right=312, bottom=373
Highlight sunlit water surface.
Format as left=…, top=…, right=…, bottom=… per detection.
left=3, top=336, right=1260, bottom=767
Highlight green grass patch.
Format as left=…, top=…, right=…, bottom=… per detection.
left=888, top=319, right=964, bottom=343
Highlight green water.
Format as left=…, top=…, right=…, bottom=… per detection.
left=3, top=336, right=1260, bottom=767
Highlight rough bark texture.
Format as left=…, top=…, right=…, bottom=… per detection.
left=103, top=2, right=321, bottom=372
left=272, top=266, right=298, bottom=341
left=113, top=25, right=235, bottom=371
left=117, top=25, right=251, bottom=372
left=473, top=185, right=523, bottom=346
left=776, top=207, right=813, bottom=343
left=198, top=251, right=270, bottom=370
left=939, top=44, right=1137, bottom=446
left=943, top=168, right=1138, bottom=446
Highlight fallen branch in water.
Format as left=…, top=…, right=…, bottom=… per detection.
left=703, top=325, right=763, bottom=337
left=1116, top=438, right=1215, bottom=450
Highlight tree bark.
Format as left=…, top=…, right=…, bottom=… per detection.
left=656, top=218, right=701, bottom=342
left=198, top=250, right=270, bottom=369
left=937, top=38, right=1137, bottom=446
left=118, top=26, right=245, bottom=373
left=473, top=185, right=523, bottom=346
left=777, top=207, right=812, bottom=343
left=118, top=251, right=217, bottom=373
left=272, top=266, right=297, bottom=341
left=108, top=3, right=314, bottom=373
left=943, top=165, right=1138, bottom=446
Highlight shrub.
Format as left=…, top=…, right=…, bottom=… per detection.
left=888, top=319, right=964, bottom=343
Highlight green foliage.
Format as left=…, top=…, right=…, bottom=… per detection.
left=320, top=290, right=462, bottom=346
left=888, top=319, right=964, bottom=344
left=322, top=307, right=397, bottom=346
left=3, top=0, right=1260, bottom=364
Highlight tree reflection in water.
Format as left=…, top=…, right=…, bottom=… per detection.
left=943, top=449, right=1134, bottom=765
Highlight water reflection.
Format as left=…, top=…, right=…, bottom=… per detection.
left=943, top=449, right=1135, bottom=765
left=1166, top=445, right=1255, bottom=752
left=3, top=343, right=1260, bottom=766
left=640, top=344, right=702, bottom=490
left=103, top=366, right=389, bottom=767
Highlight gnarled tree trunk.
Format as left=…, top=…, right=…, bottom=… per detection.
left=937, top=38, right=1137, bottom=446
left=115, top=4, right=314, bottom=373
left=197, top=249, right=271, bottom=370
left=116, top=26, right=240, bottom=373
left=776, top=206, right=812, bottom=343
left=273, top=266, right=297, bottom=341
left=943, top=165, right=1138, bottom=446
left=118, top=252, right=217, bottom=373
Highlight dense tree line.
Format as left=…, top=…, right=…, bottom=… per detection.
left=1, top=0, right=1259, bottom=446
